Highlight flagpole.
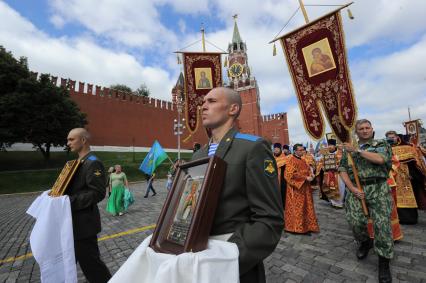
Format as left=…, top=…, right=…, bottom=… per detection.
left=201, top=24, right=206, bottom=52
left=174, top=91, right=185, bottom=160
left=298, top=0, right=310, bottom=23
left=167, top=156, right=174, bottom=164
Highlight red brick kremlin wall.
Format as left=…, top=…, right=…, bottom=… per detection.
left=262, top=113, right=290, bottom=146
left=51, top=77, right=289, bottom=149
left=62, top=78, right=208, bottom=149
left=237, top=87, right=290, bottom=146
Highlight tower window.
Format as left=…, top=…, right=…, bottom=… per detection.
left=240, top=43, right=244, bottom=50
left=233, top=43, right=238, bottom=51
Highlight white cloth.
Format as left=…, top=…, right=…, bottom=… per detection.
left=27, top=191, right=77, bottom=283
left=109, top=235, right=239, bottom=283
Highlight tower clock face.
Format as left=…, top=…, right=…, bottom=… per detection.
left=229, top=63, right=243, bottom=77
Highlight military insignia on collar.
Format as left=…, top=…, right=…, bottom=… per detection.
left=94, top=169, right=102, bottom=177
left=264, top=159, right=276, bottom=177
left=226, top=138, right=231, bottom=142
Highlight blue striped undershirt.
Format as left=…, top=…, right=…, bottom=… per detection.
left=208, top=143, right=218, bottom=156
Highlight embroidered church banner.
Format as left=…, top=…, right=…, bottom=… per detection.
left=279, top=11, right=356, bottom=142
left=183, top=52, right=222, bottom=133
left=404, top=119, right=421, bottom=145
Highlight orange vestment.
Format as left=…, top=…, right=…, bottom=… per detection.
left=284, top=155, right=319, bottom=233
left=275, top=153, right=289, bottom=186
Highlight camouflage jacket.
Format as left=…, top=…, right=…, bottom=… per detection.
left=338, top=139, right=392, bottom=181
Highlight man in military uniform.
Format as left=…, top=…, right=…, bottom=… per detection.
left=193, top=87, right=284, bottom=283
left=339, top=119, right=393, bottom=283
left=66, top=128, right=111, bottom=283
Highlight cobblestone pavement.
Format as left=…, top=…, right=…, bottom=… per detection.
left=0, top=181, right=425, bottom=283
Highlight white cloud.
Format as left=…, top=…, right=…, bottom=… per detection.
left=47, top=0, right=178, bottom=49
left=0, top=1, right=175, bottom=100
left=343, top=0, right=426, bottom=47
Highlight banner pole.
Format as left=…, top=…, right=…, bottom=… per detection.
left=348, top=153, right=369, bottom=216
left=201, top=24, right=206, bottom=52
left=348, top=132, right=369, bottom=216
left=298, top=0, right=310, bottom=23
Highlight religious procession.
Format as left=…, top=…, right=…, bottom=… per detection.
left=0, top=1, right=425, bottom=283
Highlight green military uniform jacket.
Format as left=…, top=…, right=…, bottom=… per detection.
left=339, top=139, right=392, bottom=197
left=193, top=128, right=284, bottom=283
left=66, top=152, right=107, bottom=240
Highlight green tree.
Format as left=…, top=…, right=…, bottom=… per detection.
left=1, top=74, right=87, bottom=160
left=0, top=46, right=30, bottom=147
left=110, top=84, right=132, bottom=93
left=0, top=46, right=30, bottom=97
left=0, top=46, right=87, bottom=160
left=109, top=83, right=150, bottom=97
left=135, top=83, right=150, bottom=97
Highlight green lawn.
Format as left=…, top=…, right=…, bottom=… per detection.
left=0, top=151, right=192, bottom=194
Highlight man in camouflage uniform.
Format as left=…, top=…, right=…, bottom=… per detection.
left=339, top=119, right=393, bottom=283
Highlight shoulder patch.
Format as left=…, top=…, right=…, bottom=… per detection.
left=94, top=169, right=102, bottom=177
left=264, top=159, right=276, bottom=177
left=235, top=133, right=260, bottom=142
left=87, top=155, right=97, bottom=161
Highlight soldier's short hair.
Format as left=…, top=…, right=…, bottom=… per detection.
left=385, top=130, right=397, bottom=137
left=71, top=128, right=91, bottom=141
left=355, top=119, right=372, bottom=129
left=219, top=87, right=242, bottom=119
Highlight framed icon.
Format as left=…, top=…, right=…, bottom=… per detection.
left=150, top=155, right=227, bottom=254
left=194, top=67, right=213, bottom=90
left=302, top=38, right=336, bottom=77
left=49, top=160, right=81, bottom=197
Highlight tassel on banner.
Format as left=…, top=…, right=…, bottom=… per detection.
left=177, top=54, right=182, bottom=64
left=347, top=9, right=354, bottom=20
left=273, top=43, right=277, bottom=56
left=224, top=56, right=228, bottom=67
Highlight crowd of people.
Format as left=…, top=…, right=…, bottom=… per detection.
left=62, top=86, right=425, bottom=283
left=272, top=119, right=426, bottom=283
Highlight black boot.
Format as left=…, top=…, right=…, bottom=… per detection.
left=378, top=256, right=392, bottom=283
left=356, top=239, right=373, bottom=259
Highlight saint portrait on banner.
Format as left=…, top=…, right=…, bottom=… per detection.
left=195, top=68, right=213, bottom=90
left=302, top=38, right=336, bottom=77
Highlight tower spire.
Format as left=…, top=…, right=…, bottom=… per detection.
left=232, top=14, right=242, bottom=43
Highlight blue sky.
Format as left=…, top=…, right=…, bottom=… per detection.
left=1, top=0, right=425, bottom=143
